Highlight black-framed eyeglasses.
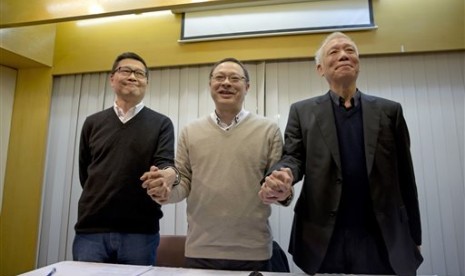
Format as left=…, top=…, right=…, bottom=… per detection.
left=211, top=74, right=246, bottom=83
left=113, top=66, right=147, bottom=79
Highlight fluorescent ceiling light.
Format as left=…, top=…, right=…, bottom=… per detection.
left=76, top=10, right=171, bottom=26
left=88, top=3, right=105, bottom=14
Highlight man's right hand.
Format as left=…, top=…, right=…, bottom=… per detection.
left=140, top=166, right=173, bottom=204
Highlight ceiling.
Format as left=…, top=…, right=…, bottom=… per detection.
left=0, top=0, right=302, bottom=28
left=0, top=0, right=313, bottom=68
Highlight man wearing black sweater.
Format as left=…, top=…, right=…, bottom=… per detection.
left=259, top=32, right=423, bottom=275
left=73, top=52, right=178, bottom=265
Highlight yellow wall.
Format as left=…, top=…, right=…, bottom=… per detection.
left=0, top=0, right=243, bottom=28
left=0, top=24, right=56, bottom=67
left=0, top=0, right=464, bottom=275
left=52, top=0, right=464, bottom=74
left=0, top=68, right=52, bottom=276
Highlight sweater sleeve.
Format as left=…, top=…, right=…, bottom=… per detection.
left=79, top=118, right=92, bottom=188
left=167, top=126, right=191, bottom=203
left=152, top=116, right=176, bottom=169
left=267, top=125, right=284, bottom=172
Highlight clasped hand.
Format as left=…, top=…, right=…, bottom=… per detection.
left=259, top=168, right=293, bottom=204
left=140, top=166, right=175, bottom=204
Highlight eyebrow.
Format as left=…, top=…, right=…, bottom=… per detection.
left=119, top=66, right=146, bottom=71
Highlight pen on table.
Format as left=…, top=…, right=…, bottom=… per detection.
left=46, top=267, right=56, bottom=276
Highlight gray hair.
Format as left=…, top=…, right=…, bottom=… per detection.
left=314, top=32, right=359, bottom=65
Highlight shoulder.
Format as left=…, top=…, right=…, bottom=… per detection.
left=292, top=93, right=328, bottom=109
left=246, top=113, right=279, bottom=127
left=284, top=94, right=329, bottom=119
left=177, top=116, right=212, bottom=142
left=180, top=116, right=211, bottom=133
left=362, top=93, right=399, bottom=105
left=87, top=107, right=113, bottom=118
left=141, top=107, right=170, bottom=119
left=140, top=107, right=174, bottom=124
left=84, top=108, right=113, bottom=123
left=243, top=114, right=282, bottom=138
left=361, top=93, right=402, bottom=112
left=185, top=116, right=210, bottom=128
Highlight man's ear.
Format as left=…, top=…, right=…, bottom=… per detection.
left=316, top=64, right=324, bottom=77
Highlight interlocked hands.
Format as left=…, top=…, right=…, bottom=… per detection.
left=259, top=168, right=293, bottom=205
left=140, top=166, right=176, bottom=204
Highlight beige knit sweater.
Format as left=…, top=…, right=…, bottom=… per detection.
left=167, top=113, right=283, bottom=261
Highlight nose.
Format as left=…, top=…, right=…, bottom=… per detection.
left=338, top=51, right=350, bottom=60
left=127, top=71, right=138, bottom=79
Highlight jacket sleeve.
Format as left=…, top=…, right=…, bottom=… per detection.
left=269, top=103, right=306, bottom=184
left=395, top=104, right=422, bottom=245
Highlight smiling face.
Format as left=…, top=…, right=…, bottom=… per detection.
left=110, top=58, right=148, bottom=105
left=317, top=36, right=360, bottom=87
left=209, top=61, right=250, bottom=113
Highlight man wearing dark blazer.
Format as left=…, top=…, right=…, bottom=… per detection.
left=259, top=32, right=423, bottom=275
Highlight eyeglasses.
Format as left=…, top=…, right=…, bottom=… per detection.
left=113, top=66, right=147, bottom=79
left=211, top=74, right=246, bottom=83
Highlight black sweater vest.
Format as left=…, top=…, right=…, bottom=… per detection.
left=332, top=102, right=376, bottom=229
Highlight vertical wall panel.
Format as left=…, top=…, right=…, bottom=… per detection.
left=0, top=65, right=17, bottom=215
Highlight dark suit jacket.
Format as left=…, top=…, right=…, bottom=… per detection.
left=271, top=92, right=423, bottom=276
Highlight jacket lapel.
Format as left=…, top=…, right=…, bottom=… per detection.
left=314, top=93, right=342, bottom=171
left=361, top=93, right=380, bottom=176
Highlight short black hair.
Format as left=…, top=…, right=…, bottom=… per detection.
left=111, top=52, right=148, bottom=74
left=209, top=57, right=250, bottom=82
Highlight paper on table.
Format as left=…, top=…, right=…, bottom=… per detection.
left=86, top=264, right=153, bottom=276
left=19, top=261, right=154, bottom=276
left=62, top=262, right=153, bottom=276
left=140, top=266, right=264, bottom=275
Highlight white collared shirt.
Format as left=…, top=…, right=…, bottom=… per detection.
left=114, top=101, right=145, bottom=123
left=210, top=109, right=250, bottom=131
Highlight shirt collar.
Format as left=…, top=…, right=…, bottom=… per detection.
left=114, top=101, right=145, bottom=123
left=210, top=109, right=249, bottom=131
left=329, top=89, right=361, bottom=108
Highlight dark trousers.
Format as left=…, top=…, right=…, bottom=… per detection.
left=185, top=257, right=272, bottom=272
left=318, top=226, right=395, bottom=275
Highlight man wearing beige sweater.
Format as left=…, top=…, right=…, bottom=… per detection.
left=141, top=57, right=289, bottom=271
